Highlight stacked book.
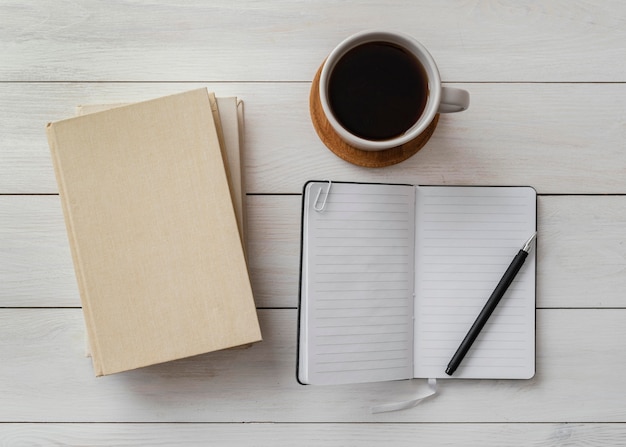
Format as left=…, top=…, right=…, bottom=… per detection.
left=46, top=89, right=262, bottom=376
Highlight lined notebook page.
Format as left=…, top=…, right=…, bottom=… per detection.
left=413, top=186, right=536, bottom=379
left=299, top=182, right=416, bottom=385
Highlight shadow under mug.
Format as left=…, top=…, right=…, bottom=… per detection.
left=318, top=30, right=470, bottom=152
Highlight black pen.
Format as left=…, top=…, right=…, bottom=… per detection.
left=445, top=232, right=537, bottom=376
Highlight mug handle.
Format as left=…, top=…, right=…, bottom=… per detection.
left=438, top=87, right=470, bottom=113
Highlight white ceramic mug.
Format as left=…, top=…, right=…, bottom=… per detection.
left=319, top=30, right=470, bottom=151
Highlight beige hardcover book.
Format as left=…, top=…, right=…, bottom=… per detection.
left=47, top=88, right=261, bottom=376
left=77, top=96, right=249, bottom=357
left=216, top=97, right=247, bottom=248
left=76, top=95, right=246, bottom=246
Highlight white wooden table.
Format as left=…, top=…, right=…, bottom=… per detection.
left=2, top=1, right=626, bottom=445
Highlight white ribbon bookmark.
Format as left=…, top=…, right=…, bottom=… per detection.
left=371, top=378, right=438, bottom=414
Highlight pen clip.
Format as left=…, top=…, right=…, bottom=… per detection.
left=313, top=180, right=332, bottom=212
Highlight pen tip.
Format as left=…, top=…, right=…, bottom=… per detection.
left=522, top=232, right=537, bottom=253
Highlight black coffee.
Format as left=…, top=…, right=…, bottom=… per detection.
left=328, top=42, right=428, bottom=141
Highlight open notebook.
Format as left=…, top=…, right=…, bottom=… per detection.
left=298, top=181, right=536, bottom=385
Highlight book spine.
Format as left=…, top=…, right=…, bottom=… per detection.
left=46, top=123, right=104, bottom=376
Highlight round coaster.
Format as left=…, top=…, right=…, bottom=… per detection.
left=309, top=64, right=439, bottom=168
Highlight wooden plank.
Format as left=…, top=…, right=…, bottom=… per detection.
left=2, top=82, right=626, bottom=194
left=246, top=195, right=301, bottom=309
left=1, top=1, right=625, bottom=82
left=538, top=195, right=626, bottom=308
left=0, top=195, right=78, bottom=307
left=2, top=195, right=626, bottom=309
left=0, top=308, right=625, bottom=422
left=1, top=422, right=625, bottom=446
left=2, top=0, right=623, bottom=439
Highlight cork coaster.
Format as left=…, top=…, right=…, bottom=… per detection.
left=309, top=64, right=439, bottom=168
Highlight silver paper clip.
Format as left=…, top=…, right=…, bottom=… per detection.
left=313, top=180, right=332, bottom=212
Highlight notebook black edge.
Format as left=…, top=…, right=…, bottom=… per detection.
left=295, top=181, right=312, bottom=385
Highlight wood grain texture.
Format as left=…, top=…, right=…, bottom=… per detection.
left=2, top=1, right=625, bottom=82
left=2, top=0, right=626, bottom=441
left=538, top=195, right=626, bottom=308
left=2, top=82, right=626, bottom=194
left=3, top=194, right=626, bottom=309
left=2, top=423, right=625, bottom=446
left=0, top=195, right=78, bottom=306
left=1, top=308, right=626, bottom=423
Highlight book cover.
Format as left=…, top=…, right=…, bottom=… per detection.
left=76, top=95, right=247, bottom=248
left=47, top=88, right=262, bottom=376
